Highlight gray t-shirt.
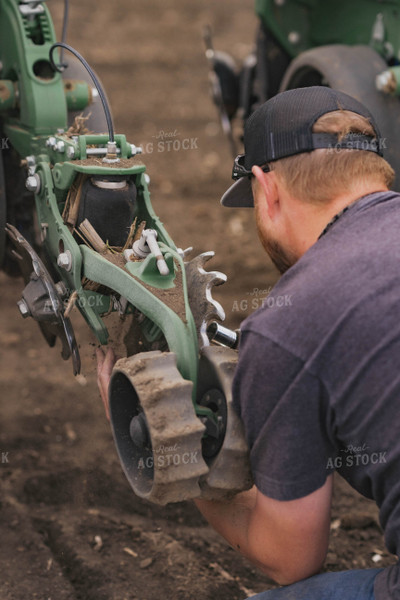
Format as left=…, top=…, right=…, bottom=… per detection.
left=232, top=191, right=400, bottom=600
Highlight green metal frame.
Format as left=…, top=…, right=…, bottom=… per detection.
left=0, top=0, right=67, bottom=155
left=256, top=0, right=400, bottom=62
left=0, top=0, right=204, bottom=401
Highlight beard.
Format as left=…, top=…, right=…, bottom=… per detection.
left=254, top=193, right=297, bottom=275
left=260, top=236, right=296, bottom=274
left=255, top=216, right=297, bottom=274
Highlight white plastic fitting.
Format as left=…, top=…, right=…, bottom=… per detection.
left=132, top=229, right=170, bottom=276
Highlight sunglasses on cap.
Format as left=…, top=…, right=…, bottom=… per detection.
left=232, top=154, right=271, bottom=181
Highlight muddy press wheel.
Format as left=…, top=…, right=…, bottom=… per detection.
left=109, top=351, right=209, bottom=505
left=197, top=346, right=253, bottom=500
left=280, top=45, right=400, bottom=191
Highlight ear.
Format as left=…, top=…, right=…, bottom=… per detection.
left=252, top=166, right=280, bottom=220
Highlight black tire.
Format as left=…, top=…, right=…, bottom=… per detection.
left=212, top=51, right=239, bottom=120
left=0, top=145, right=6, bottom=269
left=280, top=45, right=400, bottom=191
left=0, top=140, right=36, bottom=277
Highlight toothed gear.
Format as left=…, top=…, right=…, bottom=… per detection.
left=184, top=251, right=227, bottom=348
left=109, top=351, right=209, bottom=505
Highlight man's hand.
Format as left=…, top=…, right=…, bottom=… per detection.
left=96, top=347, right=116, bottom=421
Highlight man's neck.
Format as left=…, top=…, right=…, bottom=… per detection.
left=287, top=181, right=388, bottom=258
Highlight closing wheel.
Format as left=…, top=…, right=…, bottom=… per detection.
left=5, top=224, right=81, bottom=375
left=197, top=346, right=253, bottom=500
left=280, top=45, right=400, bottom=191
left=109, top=351, right=209, bottom=505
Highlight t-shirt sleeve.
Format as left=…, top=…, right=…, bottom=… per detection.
left=232, top=329, right=336, bottom=501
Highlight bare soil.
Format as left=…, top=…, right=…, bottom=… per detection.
left=0, top=1, right=397, bottom=599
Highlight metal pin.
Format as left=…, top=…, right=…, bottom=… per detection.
left=132, top=229, right=170, bottom=276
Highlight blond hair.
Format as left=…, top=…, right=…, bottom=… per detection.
left=270, top=110, right=394, bottom=203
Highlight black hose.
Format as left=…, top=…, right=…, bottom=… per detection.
left=49, top=42, right=114, bottom=142
left=59, top=0, right=69, bottom=69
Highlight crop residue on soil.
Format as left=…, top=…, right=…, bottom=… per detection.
left=0, top=1, right=397, bottom=599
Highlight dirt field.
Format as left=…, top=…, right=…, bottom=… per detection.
left=0, top=1, right=397, bottom=599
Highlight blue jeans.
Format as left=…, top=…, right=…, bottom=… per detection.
left=249, top=569, right=383, bottom=600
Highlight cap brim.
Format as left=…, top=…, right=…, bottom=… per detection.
left=220, top=177, right=253, bottom=207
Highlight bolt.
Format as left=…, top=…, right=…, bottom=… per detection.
left=57, top=250, right=72, bottom=271
left=25, top=155, right=36, bottom=176
left=66, top=145, right=76, bottom=160
left=46, top=136, right=57, bottom=148
left=25, top=155, right=36, bottom=168
left=56, top=140, right=65, bottom=153
left=55, top=281, right=68, bottom=297
left=288, top=31, right=301, bottom=45
left=274, top=0, right=285, bottom=5
left=130, top=144, right=143, bottom=156
left=17, top=299, right=30, bottom=318
left=25, top=173, right=41, bottom=193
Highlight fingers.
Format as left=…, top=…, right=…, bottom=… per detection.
left=96, top=347, right=105, bottom=375
left=96, top=347, right=117, bottom=422
left=103, top=347, right=116, bottom=376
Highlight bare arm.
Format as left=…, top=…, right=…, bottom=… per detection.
left=195, top=475, right=333, bottom=585
left=95, top=349, right=333, bottom=585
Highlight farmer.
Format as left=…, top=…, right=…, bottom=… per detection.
left=98, top=86, right=400, bottom=600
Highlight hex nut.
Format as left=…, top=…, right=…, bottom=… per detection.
left=25, top=174, right=41, bottom=193
left=66, top=146, right=76, bottom=160
left=46, top=136, right=57, bottom=148
left=17, top=299, right=30, bottom=318
left=57, top=251, right=72, bottom=271
left=56, top=140, right=65, bottom=153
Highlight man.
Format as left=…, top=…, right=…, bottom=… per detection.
left=98, top=86, right=400, bottom=599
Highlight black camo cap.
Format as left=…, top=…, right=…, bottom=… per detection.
left=221, top=86, right=383, bottom=207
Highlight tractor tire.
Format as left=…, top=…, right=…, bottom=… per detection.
left=0, top=140, right=36, bottom=277
left=280, top=45, right=400, bottom=191
left=0, top=144, right=6, bottom=269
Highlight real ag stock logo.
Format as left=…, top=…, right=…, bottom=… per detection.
left=140, top=129, right=198, bottom=155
